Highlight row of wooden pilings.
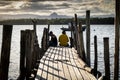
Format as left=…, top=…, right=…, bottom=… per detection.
left=0, top=24, right=49, bottom=80
left=69, top=12, right=100, bottom=78
left=70, top=8, right=119, bottom=80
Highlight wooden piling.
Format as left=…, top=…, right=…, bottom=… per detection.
left=32, top=19, right=37, bottom=35
left=74, top=14, right=81, bottom=57
left=19, top=30, right=26, bottom=80
left=71, top=22, right=76, bottom=48
left=70, top=22, right=74, bottom=47
left=33, top=22, right=36, bottom=34
left=25, top=30, right=35, bottom=79
left=31, top=32, right=37, bottom=69
left=74, top=14, right=78, bottom=50
left=103, top=37, right=110, bottom=80
left=86, top=10, right=91, bottom=66
left=41, top=28, right=48, bottom=51
left=0, top=25, right=13, bottom=80
left=114, top=0, right=120, bottom=80
left=75, top=14, right=78, bottom=28
left=94, top=36, right=98, bottom=77
left=33, top=43, right=40, bottom=66
left=78, top=22, right=86, bottom=62
left=47, top=24, right=50, bottom=48
left=19, top=29, right=42, bottom=80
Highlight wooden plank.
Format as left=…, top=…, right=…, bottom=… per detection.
left=65, top=48, right=78, bottom=80
left=56, top=47, right=60, bottom=80
left=36, top=50, right=49, bottom=80
left=71, top=48, right=91, bottom=80
left=44, top=47, right=55, bottom=80
left=71, top=48, right=96, bottom=80
left=48, top=47, right=57, bottom=80
left=53, top=47, right=59, bottom=80
left=77, top=54, right=96, bottom=80
left=47, top=47, right=66, bottom=80
left=57, top=47, right=66, bottom=80
left=62, top=48, right=71, bottom=80
left=35, top=47, right=53, bottom=80
left=68, top=48, right=83, bottom=80
left=41, top=59, right=48, bottom=79
left=39, top=48, right=51, bottom=80
left=35, top=60, right=43, bottom=80
left=46, top=47, right=54, bottom=80
left=40, top=54, right=48, bottom=79
left=71, top=48, right=84, bottom=80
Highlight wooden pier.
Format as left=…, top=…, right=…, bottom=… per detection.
left=35, top=47, right=96, bottom=80
left=0, top=3, right=119, bottom=79
left=0, top=12, right=104, bottom=80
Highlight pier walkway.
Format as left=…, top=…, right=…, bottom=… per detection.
left=35, top=47, right=96, bottom=80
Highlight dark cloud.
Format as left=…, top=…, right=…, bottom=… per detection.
left=0, top=1, right=70, bottom=13
left=0, top=0, right=67, bottom=1
left=24, top=2, right=53, bottom=10
left=0, top=9, right=16, bottom=12
left=21, top=3, right=58, bottom=12
left=0, top=0, right=115, bottom=19
left=57, top=3, right=70, bottom=8
left=29, top=0, right=67, bottom=1
left=19, top=1, right=70, bottom=12
left=0, top=1, right=12, bottom=6
left=90, top=7, right=105, bottom=13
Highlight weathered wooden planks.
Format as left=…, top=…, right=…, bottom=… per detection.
left=35, top=47, right=96, bottom=80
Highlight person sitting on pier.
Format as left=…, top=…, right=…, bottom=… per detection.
left=59, top=30, right=69, bottom=47
left=49, top=31, right=57, bottom=47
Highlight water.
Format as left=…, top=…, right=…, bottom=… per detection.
left=90, top=25, right=115, bottom=79
left=0, top=25, right=119, bottom=80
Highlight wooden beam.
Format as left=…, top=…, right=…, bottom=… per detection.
left=74, top=14, right=78, bottom=50
left=94, top=36, right=98, bottom=77
left=104, top=38, right=110, bottom=80
left=78, top=22, right=86, bottom=62
left=19, top=30, right=26, bottom=80
left=114, top=0, right=120, bottom=80
left=25, top=30, right=34, bottom=79
left=0, top=25, right=13, bottom=80
left=86, top=10, right=91, bottom=66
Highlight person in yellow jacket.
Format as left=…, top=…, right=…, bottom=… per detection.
left=59, top=30, right=69, bottom=47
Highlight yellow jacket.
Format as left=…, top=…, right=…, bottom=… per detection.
left=59, top=34, right=69, bottom=46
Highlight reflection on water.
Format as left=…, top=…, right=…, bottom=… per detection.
left=0, top=25, right=119, bottom=80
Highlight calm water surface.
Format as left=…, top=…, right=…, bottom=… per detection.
left=0, top=25, right=119, bottom=80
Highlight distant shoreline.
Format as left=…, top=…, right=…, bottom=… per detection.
left=0, top=17, right=114, bottom=25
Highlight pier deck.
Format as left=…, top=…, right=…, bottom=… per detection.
left=35, top=47, right=96, bottom=80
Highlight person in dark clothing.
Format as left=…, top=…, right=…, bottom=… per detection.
left=49, top=31, right=57, bottom=47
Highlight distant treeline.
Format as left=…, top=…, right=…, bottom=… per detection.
left=0, top=17, right=114, bottom=25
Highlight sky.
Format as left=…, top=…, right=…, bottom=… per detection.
left=0, top=0, right=115, bottom=20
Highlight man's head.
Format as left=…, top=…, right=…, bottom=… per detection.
left=49, top=31, right=53, bottom=36
left=62, top=30, right=66, bottom=34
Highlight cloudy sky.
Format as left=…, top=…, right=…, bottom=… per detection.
left=0, top=0, right=115, bottom=20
